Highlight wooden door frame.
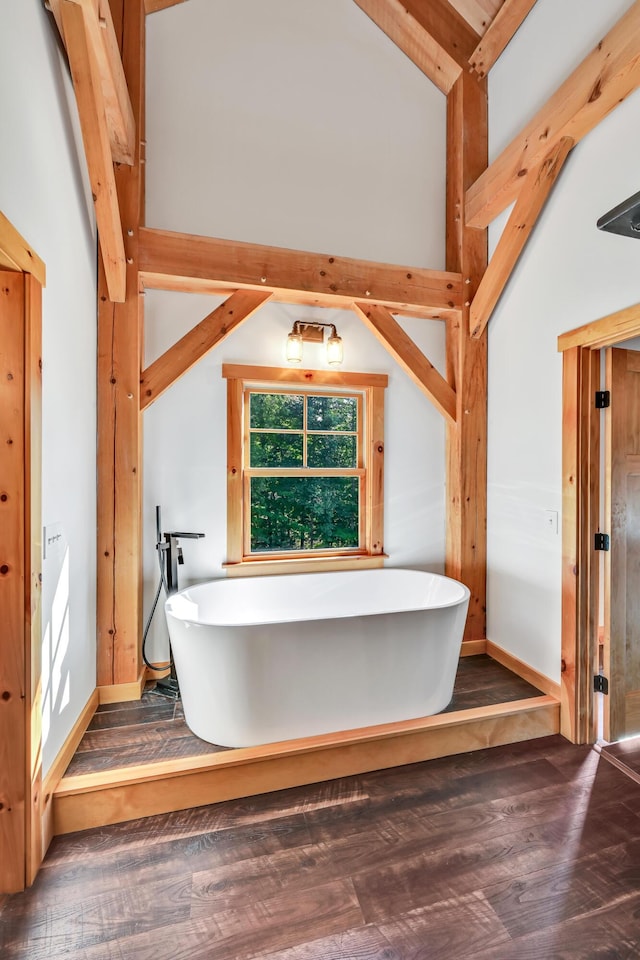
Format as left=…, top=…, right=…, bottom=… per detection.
left=559, top=304, right=640, bottom=743
left=0, top=211, right=46, bottom=892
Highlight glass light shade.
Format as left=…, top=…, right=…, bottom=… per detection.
left=326, top=334, right=343, bottom=366
left=286, top=332, right=303, bottom=362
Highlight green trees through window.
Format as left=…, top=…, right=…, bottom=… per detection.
left=250, top=477, right=359, bottom=552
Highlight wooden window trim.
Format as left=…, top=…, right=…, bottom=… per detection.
left=223, top=364, right=387, bottom=574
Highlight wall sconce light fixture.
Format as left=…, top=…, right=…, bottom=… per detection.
left=286, top=320, right=343, bottom=366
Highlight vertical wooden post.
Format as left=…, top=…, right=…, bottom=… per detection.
left=0, top=272, right=27, bottom=893
left=0, top=270, right=42, bottom=893
left=96, top=0, right=145, bottom=688
left=445, top=71, right=488, bottom=640
left=24, top=275, right=43, bottom=884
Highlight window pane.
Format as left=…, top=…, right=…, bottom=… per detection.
left=250, top=392, right=303, bottom=430
left=250, top=433, right=303, bottom=468
left=307, top=395, right=357, bottom=432
left=250, top=477, right=359, bottom=552
left=307, top=434, right=357, bottom=468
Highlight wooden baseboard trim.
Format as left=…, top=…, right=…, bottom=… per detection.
left=53, top=695, right=559, bottom=834
left=98, top=670, right=147, bottom=705
left=486, top=640, right=562, bottom=699
left=41, top=688, right=99, bottom=851
left=460, top=639, right=487, bottom=656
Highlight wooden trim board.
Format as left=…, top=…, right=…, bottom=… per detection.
left=52, top=696, right=559, bottom=834
left=485, top=639, right=561, bottom=699
left=0, top=269, right=44, bottom=893
left=460, top=638, right=487, bottom=656
left=98, top=669, right=147, bottom=705
left=1, top=273, right=29, bottom=893
left=0, top=212, right=46, bottom=286
left=558, top=301, right=640, bottom=352
left=223, top=555, right=387, bottom=577
left=559, top=345, right=600, bottom=744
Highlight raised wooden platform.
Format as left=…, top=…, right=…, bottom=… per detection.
left=52, top=656, right=560, bottom=835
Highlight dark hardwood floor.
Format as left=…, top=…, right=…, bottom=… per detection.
left=4, top=734, right=640, bottom=958
left=64, top=654, right=542, bottom=777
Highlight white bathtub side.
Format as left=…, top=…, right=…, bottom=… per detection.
left=165, top=570, right=470, bottom=747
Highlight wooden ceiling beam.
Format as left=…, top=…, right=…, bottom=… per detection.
left=139, top=227, right=463, bottom=320
left=352, top=302, right=457, bottom=422
left=447, top=0, right=503, bottom=37
left=402, top=0, right=481, bottom=63
left=469, top=0, right=538, bottom=78
left=49, top=0, right=135, bottom=165
left=466, top=0, right=640, bottom=228
left=140, top=290, right=272, bottom=410
left=60, top=0, right=126, bottom=302
left=352, top=0, right=459, bottom=94
left=470, top=136, right=573, bottom=338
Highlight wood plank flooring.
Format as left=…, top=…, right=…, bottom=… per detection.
left=64, top=655, right=542, bottom=777
left=601, top=737, right=640, bottom=785
left=3, top=734, right=640, bottom=958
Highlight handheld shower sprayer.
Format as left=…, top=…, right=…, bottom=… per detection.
left=142, top=506, right=205, bottom=697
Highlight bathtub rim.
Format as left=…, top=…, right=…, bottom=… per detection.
left=164, top=567, right=471, bottom=629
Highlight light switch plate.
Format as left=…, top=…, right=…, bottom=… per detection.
left=43, top=522, right=64, bottom=560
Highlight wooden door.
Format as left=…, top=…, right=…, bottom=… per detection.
left=604, top=347, right=640, bottom=742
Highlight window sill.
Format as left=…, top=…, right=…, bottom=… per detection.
left=223, top=554, right=387, bottom=578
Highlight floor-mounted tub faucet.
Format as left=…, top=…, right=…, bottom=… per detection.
left=147, top=507, right=205, bottom=699
left=163, top=530, right=205, bottom=595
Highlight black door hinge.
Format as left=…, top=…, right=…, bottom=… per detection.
left=594, top=532, right=610, bottom=551
left=595, top=390, right=610, bottom=409
left=594, top=674, right=609, bottom=695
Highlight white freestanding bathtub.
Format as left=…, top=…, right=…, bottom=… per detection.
left=164, top=568, right=470, bottom=748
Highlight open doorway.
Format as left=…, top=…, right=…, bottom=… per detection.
left=559, top=306, right=640, bottom=747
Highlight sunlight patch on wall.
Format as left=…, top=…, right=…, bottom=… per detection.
left=42, top=540, right=72, bottom=750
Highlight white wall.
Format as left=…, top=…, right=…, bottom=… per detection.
left=0, top=2, right=98, bottom=772
left=487, top=0, right=640, bottom=681
left=146, top=0, right=445, bottom=268
left=144, top=0, right=448, bottom=661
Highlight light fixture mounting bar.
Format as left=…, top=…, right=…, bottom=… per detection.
left=297, top=322, right=326, bottom=343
